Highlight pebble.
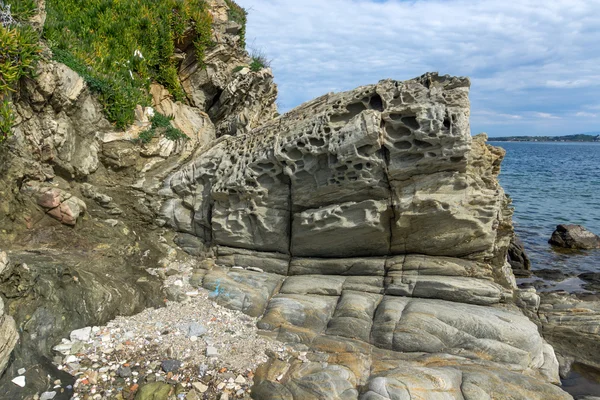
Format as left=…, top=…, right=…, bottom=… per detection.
left=161, top=359, right=182, bottom=373
left=198, top=363, right=208, bottom=377
left=186, top=322, right=207, bottom=337
left=40, top=391, right=57, bottom=400
left=192, top=382, right=208, bottom=393
left=206, top=346, right=219, bottom=357
left=70, top=327, right=92, bottom=342
left=17, top=368, right=26, bottom=375
left=65, top=355, right=78, bottom=363
left=117, top=366, right=132, bottom=377
left=52, top=261, right=283, bottom=399
left=12, top=376, right=26, bottom=387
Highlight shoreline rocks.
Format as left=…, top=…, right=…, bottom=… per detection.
left=550, top=224, right=600, bottom=250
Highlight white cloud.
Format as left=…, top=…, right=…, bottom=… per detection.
left=237, top=0, right=600, bottom=135
left=575, top=111, right=598, bottom=118
left=532, top=112, right=561, bottom=119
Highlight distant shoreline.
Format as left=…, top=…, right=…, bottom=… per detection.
left=487, top=134, right=600, bottom=143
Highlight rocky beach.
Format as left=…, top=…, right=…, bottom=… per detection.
left=1, top=1, right=599, bottom=399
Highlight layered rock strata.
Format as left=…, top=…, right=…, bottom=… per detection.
left=161, top=74, right=570, bottom=398
left=0, top=253, right=18, bottom=377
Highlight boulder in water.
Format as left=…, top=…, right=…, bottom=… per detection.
left=549, top=224, right=600, bottom=250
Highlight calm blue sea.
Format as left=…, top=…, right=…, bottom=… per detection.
left=490, top=141, right=600, bottom=281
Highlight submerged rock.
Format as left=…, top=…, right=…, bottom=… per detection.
left=550, top=224, right=600, bottom=250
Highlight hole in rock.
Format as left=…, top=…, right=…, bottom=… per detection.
left=347, top=102, right=367, bottom=115
left=297, top=142, right=306, bottom=148
left=287, top=148, right=303, bottom=160
left=309, top=137, right=326, bottom=147
left=401, top=116, right=420, bottom=130
left=385, top=124, right=412, bottom=139
left=337, top=165, right=349, bottom=172
left=357, top=144, right=374, bottom=155
left=354, top=163, right=364, bottom=171
left=257, top=162, right=275, bottom=170
left=427, top=152, right=437, bottom=158
left=450, top=156, right=465, bottom=163
left=369, top=94, right=384, bottom=111
left=443, top=117, right=451, bottom=130
left=403, top=93, right=415, bottom=103
left=400, top=153, right=424, bottom=163
left=414, top=140, right=433, bottom=148
left=393, top=141, right=412, bottom=150
left=257, top=175, right=275, bottom=186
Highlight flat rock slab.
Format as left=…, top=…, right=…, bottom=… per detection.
left=202, top=269, right=284, bottom=317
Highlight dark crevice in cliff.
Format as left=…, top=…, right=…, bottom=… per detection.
left=286, top=175, right=293, bottom=275
left=380, top=127, right=398, bottom=256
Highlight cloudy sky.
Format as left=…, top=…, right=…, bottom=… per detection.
left=236, top=0, right=600, bottom=137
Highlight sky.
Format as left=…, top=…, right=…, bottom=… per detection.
left=236, top=0, right=600, bottom=137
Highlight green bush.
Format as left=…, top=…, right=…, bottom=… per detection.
left=136, top=112, right=188, bottom=144
left=44, top=0, right=214, bottom=128
left=250, top=49, right=270, bottom=72
left=0, top=0, right=42, bottom=142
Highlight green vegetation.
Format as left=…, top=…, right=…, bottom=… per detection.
left=250, top=49, right=269, bottom=72
left=0, top=0, right=42, bottom=143
left=43, top=0, right=214, bottom=129
left=137, top=112, right=188, bottom=144
left=224, top=0, right=247, bottom=48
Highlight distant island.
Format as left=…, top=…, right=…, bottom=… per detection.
left=489, top=133, right=600, bottom=142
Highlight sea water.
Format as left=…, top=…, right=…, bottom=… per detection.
left=490, top=141, right=600, bottom=286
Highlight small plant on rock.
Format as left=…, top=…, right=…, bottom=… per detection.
left=136, top=112, right=188, bottom=144
left=249, top=49, right=270, bottom=72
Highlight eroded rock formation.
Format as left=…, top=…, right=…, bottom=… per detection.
left=0, top=0, right=594, bottom=398
left=160, top=74, right=571, bottom=398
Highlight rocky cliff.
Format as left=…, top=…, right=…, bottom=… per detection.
left=0, top=0, right=596, bottom=399
left=156, top=73, right=569, bottom=398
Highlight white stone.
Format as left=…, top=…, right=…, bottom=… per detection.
left=206, top=346, right=219, bottom=357
left=17, top=368, right=26, bottom=375
left=192, top=382, right=208, bottom=393
left=65, top=355, right=78, bottom=364
left=40, top=391, right=57, bottom=400
left=12, top=376, right=25, bottom=387
left=70, top=327, right=92, bottom=342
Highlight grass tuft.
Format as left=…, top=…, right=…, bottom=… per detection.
left=136, top=112, right=188, bottom=144
left=249, top=49, right=270, bottom=72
